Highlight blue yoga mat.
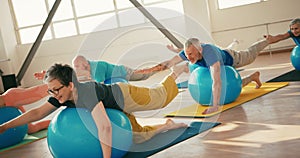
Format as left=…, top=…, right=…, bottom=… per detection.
left=267, top=69, right=300, bottom=82
left=123, top=121, right=220, bottom=157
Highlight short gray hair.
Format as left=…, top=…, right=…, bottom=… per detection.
left=290, top=18, right=300, bottom=26
left=185, top=38, right=200, bottom=48
left=44, top=63, right=79, bottom=86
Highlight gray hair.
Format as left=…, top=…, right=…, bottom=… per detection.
left=44, top=63, right=79, bottom=86
left=290, top=18, right=300, bottom=26
left=185, top=38, right=200, bottom=48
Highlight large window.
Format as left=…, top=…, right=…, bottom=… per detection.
left=9, top=0, right=183, bottom=44
left=217, top=0, right=267, bottom=9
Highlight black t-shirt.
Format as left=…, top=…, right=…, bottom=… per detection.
left=48, top=81, right=124, bottom=111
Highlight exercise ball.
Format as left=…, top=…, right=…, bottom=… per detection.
left=104, top=77, right=128, bottom=84
left=188, top=63, right=199, bottom=72
left=47, top=108, right=132, bottom=158
left=290, top=46, right=300, bottom=70
left=0, top=107, right=28, bottom=149
left=188, top=66, right=242, bottom=105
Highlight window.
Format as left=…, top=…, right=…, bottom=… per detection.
left=217, top=0, right=267, bottom=9
left=9, top=0, right=183, bottom=44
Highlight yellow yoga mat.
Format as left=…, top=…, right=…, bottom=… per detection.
left=166, top=82, right=289, bottom=118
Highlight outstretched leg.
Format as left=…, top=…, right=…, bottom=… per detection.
left=1, top=84, right=48, bottom=107
left=120, top=63, right=189, bottom=113
left=153, top=119, right=188, bottom=133
left=1, top=84, right=50, bottom=134
left=170, top=63, right=189, bottom=80
left=226, top=39, right=271, bottom=68
left=226, top=39, right=239, bottom=50
left=126, top=113, right=187, bottom=144
left=242, top=71, right=262, bottom=89
left=27, top=120, right=51, bottom=134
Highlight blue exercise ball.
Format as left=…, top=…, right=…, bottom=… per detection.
left=290, top=46, right=300, bottom=70
left=47, top=108, right=132, bottom=158
left=104, top=77, right=128, bottom=84
left=0, top=107, right=28, bottom=149
left=188, top=65, right=242, bottom=105
left=188, top=63, right=199, bottom=73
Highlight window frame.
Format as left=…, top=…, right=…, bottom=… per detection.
left=8, top=0, right=183, bottom=44
left=217, top=0, right=267, bottom=10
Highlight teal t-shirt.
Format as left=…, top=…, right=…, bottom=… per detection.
left=89, top=61, right=127, bottom=82
left=288, top=30, right=300, bottom=46
left=179, top=44, right=233, bottom=68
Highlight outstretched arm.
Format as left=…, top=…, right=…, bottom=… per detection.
left=167, top=44, right=183, bottom=53
left=264, top=32, right=290, bottom=44
left=1, top=84, right=48, bottom=107
left=134, top=55, right=184, bottom=74
left=34, top=69, right=92, bottom=82
left=91, top=101, right=112, bottom=158
left=0, top=102, right=57, bottom=133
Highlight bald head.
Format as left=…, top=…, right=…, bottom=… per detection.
left=72, top=55, right=91, bottom=81
left=72, top=55, right=89, bottom=70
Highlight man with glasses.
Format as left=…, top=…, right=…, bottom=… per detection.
left=0, top=63, right=188, bottom=158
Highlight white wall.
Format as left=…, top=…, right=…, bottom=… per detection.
left=182, top=0, right=211, bottom=34
left=208, top=0, right=299, bottom=50
left=0, top=1, right=18, bottom=74
left=0, top=0, right=19, bottom=92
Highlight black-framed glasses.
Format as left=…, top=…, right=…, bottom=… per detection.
left=47, top=85, right=65, bottom=96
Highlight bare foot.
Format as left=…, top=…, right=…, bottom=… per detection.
left=165, top=119, right=187, bottom=130
left=171, top=63, right=189, bottom=79
left=172, top=63, right=189, bottom=74
left=226, top=39, right=240, bottom=49
left=27, top=120, right=51, bottom=134
left=233, top=38, right=239, bottom=44
left=202, top=106, right=220, bottom=115
left=251, top=71, right=262, bottom=89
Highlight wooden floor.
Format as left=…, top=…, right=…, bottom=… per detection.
left=1, top=51, right=299, bottom=158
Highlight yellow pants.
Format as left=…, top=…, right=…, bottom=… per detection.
left=118, top=76, right=178, bottom=143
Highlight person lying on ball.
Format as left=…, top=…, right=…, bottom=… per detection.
left=34, top=55, right=161, bottom=82
left=0, top=55, right=163, bottom=135
left=136, top=37, right=271, bottom=114
left=0, top=63, right=189, bottom=158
